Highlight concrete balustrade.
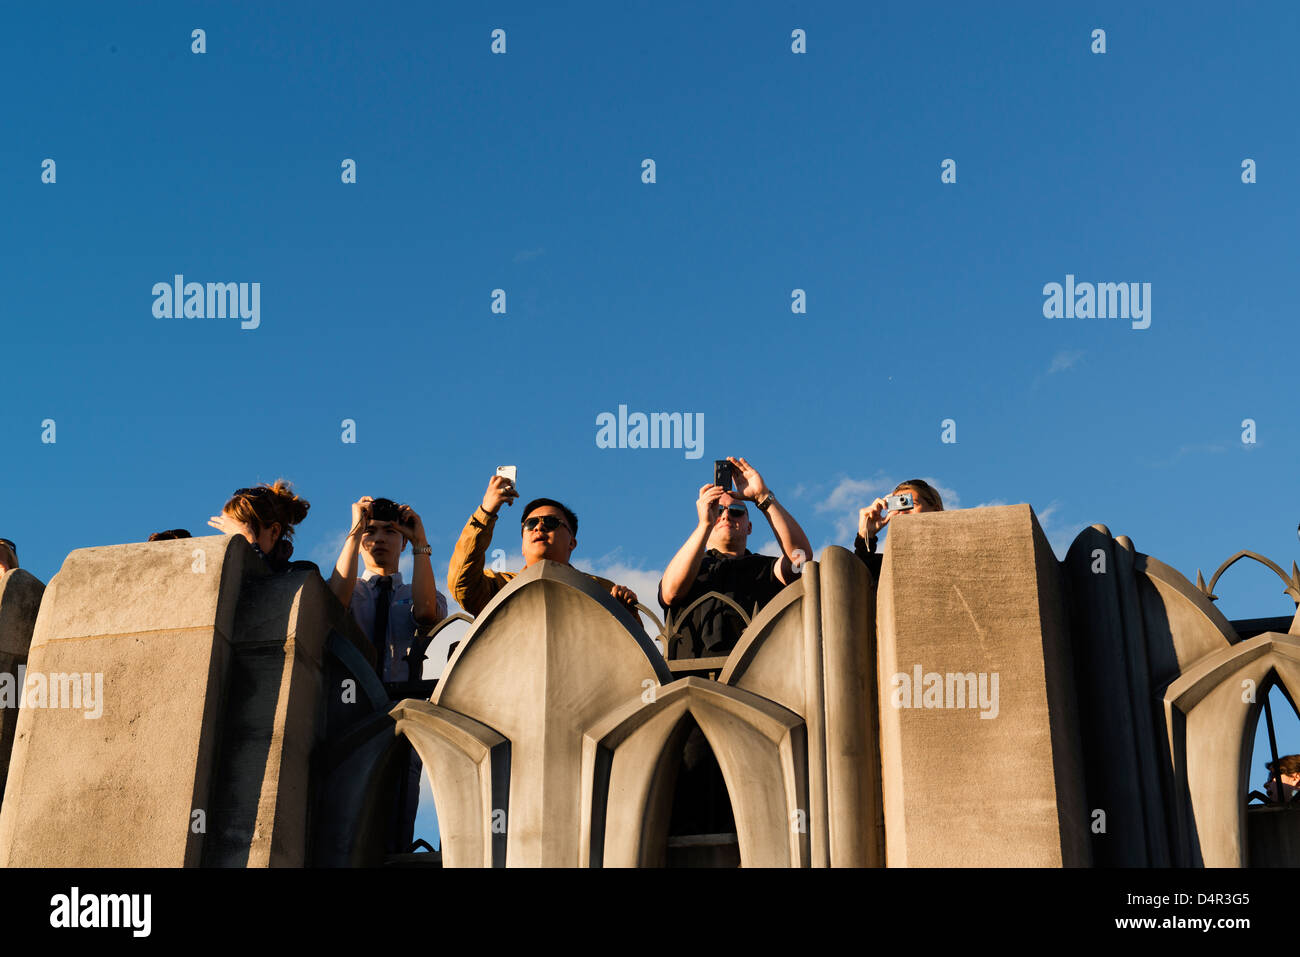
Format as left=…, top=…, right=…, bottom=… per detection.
left=0, top=509, right=1294, bottom=868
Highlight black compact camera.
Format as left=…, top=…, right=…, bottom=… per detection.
left=371, top=498, right=402, bottom=523
left=714, top=459, right=733, bottom=490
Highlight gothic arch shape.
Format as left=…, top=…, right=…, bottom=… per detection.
left=391, top=701, right=510, bottom=868
left=429, top=561, right=672, bottom=866
left=1163, top=631, right=1300, bottom=866
left=581, top=677, right=808, bottom=868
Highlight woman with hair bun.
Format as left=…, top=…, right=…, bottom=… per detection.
left=207, top=480, right=310, bottom=571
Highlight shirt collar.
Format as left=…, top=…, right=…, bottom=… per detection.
left=361, top=567, right=404, bottom=588
left=706, top=548, right=753, bottom=560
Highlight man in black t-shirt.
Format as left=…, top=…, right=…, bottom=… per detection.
left=658, top=456, right=813, bottom=660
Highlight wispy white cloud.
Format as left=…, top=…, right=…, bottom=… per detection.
left=306, top=527, right=349, bottom=570
left=1143, top=442, right=1231, bottom=468
left=1047, top=350, right=1085, bottom=374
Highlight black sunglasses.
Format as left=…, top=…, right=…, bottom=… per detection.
left=523, top=515, right=571, bottom=534
left=720, top=505, right=747, bottom=517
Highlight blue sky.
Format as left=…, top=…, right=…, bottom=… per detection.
left=2, top=1, right=1297, bottom=846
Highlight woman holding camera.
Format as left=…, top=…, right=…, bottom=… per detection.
left=854, top=479, right=944, bottom=574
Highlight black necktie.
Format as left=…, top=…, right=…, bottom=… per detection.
left=372, top=576, right=393, bottom=676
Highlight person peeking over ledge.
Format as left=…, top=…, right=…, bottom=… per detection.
left=208, top=480, right=310, bottom=573
left=658, top=456, right=813, bottom=660
left=0, top=538, right=18, bottom=575
left=447, top=472, right=638, bottom=617
left=853, top=479, right=945, bottom=578
left=148, top=529, right=192, bottom=542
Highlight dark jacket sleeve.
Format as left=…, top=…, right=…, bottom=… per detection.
left=853, top=534, right=883, bottom=581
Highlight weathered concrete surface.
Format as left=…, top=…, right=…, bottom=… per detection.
left=201, top=566, right=343, bottom=867
left=0, top=535, right=258, bottom=866
left=876, top=505, right=1089, bottom=866
left=816, top=547, right=882, bottom=867
left=431, top=560, right=672, bottom=866
left=0, top=570, right=45, bottom=806
left=0, top=535, right=353, bottom=867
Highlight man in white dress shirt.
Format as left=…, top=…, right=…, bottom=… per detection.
left=328, top=495, right=448, bottom=853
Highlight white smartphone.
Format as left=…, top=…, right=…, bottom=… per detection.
left=496, top=465, right=517, bottom=487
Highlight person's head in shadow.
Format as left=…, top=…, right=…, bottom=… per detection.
left=0, top=538, right=17, bottom=574
left=148, top=529, right=192, bottom=542
left=208, top=481, right=310, bottom=569
left=1265, top=754, right=1300, bottom=804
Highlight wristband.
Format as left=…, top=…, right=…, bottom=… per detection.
left=412, top=544, right=432, bottom=556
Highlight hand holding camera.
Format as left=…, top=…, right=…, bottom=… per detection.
left=348, top=496, right=374, bottom=538
left=859, top=492, right=916, bottom=541
left=395, top=504, right=427, bottom=548
left=696, top=483, right=726, bottom=527
left=367, top=498, right=429, bottom=549
left=482, top=469, right=520, bottom=516
left=859, top=498, right=890, bottom=540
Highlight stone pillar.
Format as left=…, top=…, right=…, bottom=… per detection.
left=876, top=505, right=1089, bottom=866
left=0, top=535, right=340, bottom=867
left=201, top=565, right=340, bottom=867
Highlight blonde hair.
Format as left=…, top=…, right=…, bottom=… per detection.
left=222, top=480, right=310, bottom=545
